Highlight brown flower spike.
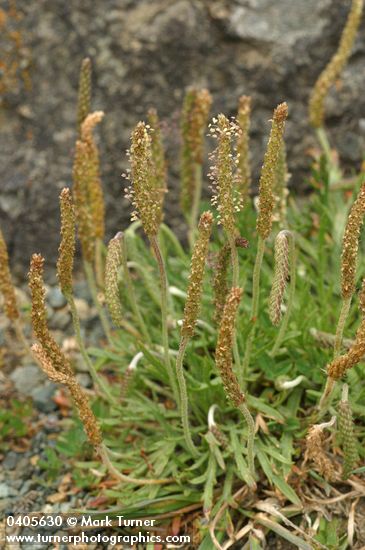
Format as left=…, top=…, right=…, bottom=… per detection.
left=32, top=343, right=102, bottom=447
left=305, top=423, right=336, bottom=481
left=209, top=114, right=243, bottom=236
left=327, top=317, right=365, bottom=380
left=269, top=231, right=290, bottom=326
left=80, top=112, right=105, bottom=242
left=180, top=88, right=212, bottom=213
left=105, top=232, right=124, bottom=327
left=215, top=287, right=245, bottom=408
left=237, top=95, right=252, bottom=204
left=341, top=181, right=365, bottom=299
left=213, top=243, right=231, bottom=324
left=29, top=254, right=70, bottom=375
left=57, top=188, right=76, bottom=295
left=127, top=121, right=165, bottom=237
left=0, top=229, right=19, bottom=320
left=148, top=108, right=167, bottom=197
left=309, top=0, right=363, bottom=128
left=256, top=103, right=288, bottom=240
left=181, top=211, right=214, bottom=338
left=77, top=57, right=91, bottom=135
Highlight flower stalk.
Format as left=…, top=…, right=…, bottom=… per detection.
left=215, top=287, right=256, bottom=486
left=242, top=103, right=288, bottom=381
left=176, top=211, right=213, bottom=455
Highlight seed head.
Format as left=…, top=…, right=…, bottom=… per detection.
left=32, top=342, right=102, bottom=447
left=236, top=95, right=252, bottom=205
left=29, top=254, right=72, bottom=376
left=273, top=142, right=290, bottom=227
left=73, top=140, right=96, bottom=263
left=305, top=423, right=337, bottom=481
left=359, top=277, right=365, bottom=316
left=341, top=181, right=365, bottom=299
left=209, top=114, right=243, bottom=236
left=57, top=188, right=76, bottom=295
left=269, top=230, right=290, bottom=326
left=212, top=242, right=231, bottom=325
left=327, top=317, right=365, bottom=380
left=80, top=112, right=105, bottom=241
left=126, top=121, right=165, bottom=237
left=0, top=229, right=19, bottom=320
left=180, top=88, right=212, bottom=213
left=105, top=232, right=124, bottom=327
left=309, top=0, right=363, bottom=128
left=215, top=287, right=245, bottom=408
left=181, top=211, right=213, bottom=338
left=148, top=108, right=167, bottom=197
left=77, top=57, right=92, bottom=135
left=256, top=103, right=288, bottom=240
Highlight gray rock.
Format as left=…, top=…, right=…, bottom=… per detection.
left=10, top=365, right=45, bottom=395
left=1, top=0, right=365, bottom=277
left=48, top=310, right=71, bottom=330
left=31, top=382, right=57, bottom=412
left=0, top=482, right=18, bottom=498
left=76, top=373, right=92, bottom=388
left=47, top=287, right=67, bottom=309
left=2, top=452, right=20, bottom=470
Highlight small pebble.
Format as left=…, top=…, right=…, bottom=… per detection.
left=47, top=287, right=67, bottom=309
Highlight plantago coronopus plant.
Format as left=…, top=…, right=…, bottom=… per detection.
left=273, top=143, right=290, bottom=228
left=0, top=228, right=29, bottom=350
left=215, top=287, right=256, bottom=486
left=213, top=242, right=231, bottom=325
left=269, top=231, right=290, bottom=327
left=57, top=188, right=76, bottom=297
left=309, top=0, right=363, bottom=129
left=105, top=232, right=124, bottom=328
left=256, top=103, right=288, bottom=242
left=148, top=108, right=167, bottom=196
left=77, top=57, right=92, bottom=135
left=269, top=230, right=296, bottom=356
left=177, top=211, right=213, bottom=454
left=31, top=342, right=103, bottom=448
left=57, top=189, right=114, bottom=401
left=335, top=180, right=365, bottom=356
left=126, top=120, right=178, bottom=402
left=180, top=87, right=212, bottom=244
left=237, top=95, right=252, bottom=206
left=243, top=103, right=288, bottom=379
left=0, top=228, right=19, bottom=322
left=305, top=417, right=337, bottom=481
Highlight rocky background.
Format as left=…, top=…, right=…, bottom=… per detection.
left=1, top=0, right=365, bottom=277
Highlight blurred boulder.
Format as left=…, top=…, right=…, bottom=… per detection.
left=1, top=0, right=364, bottom=277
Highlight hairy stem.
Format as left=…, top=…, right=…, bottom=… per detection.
left=120, top=236, right=151, bottom=344
left=66, top=292, right=116, bottom=405
left=316, top=127, right=332, bottom=165
left=238, top=402, right=257, bottom=488
left=175, top=337, right=199, bottom=456
left=241, top=237, right=265, bottom=386
left=95, top=238, right=105, bottom=289
left=318, top=377, right=336, bottom=413
left=271, top=234, right=297, bottom=356
left=98, top=444, right=173, bottom=485
left=84, top=260, right=113, bottom=345
left=318, top=296, right=353, bottom=413
left=149, top=235, right=179, bottom=403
